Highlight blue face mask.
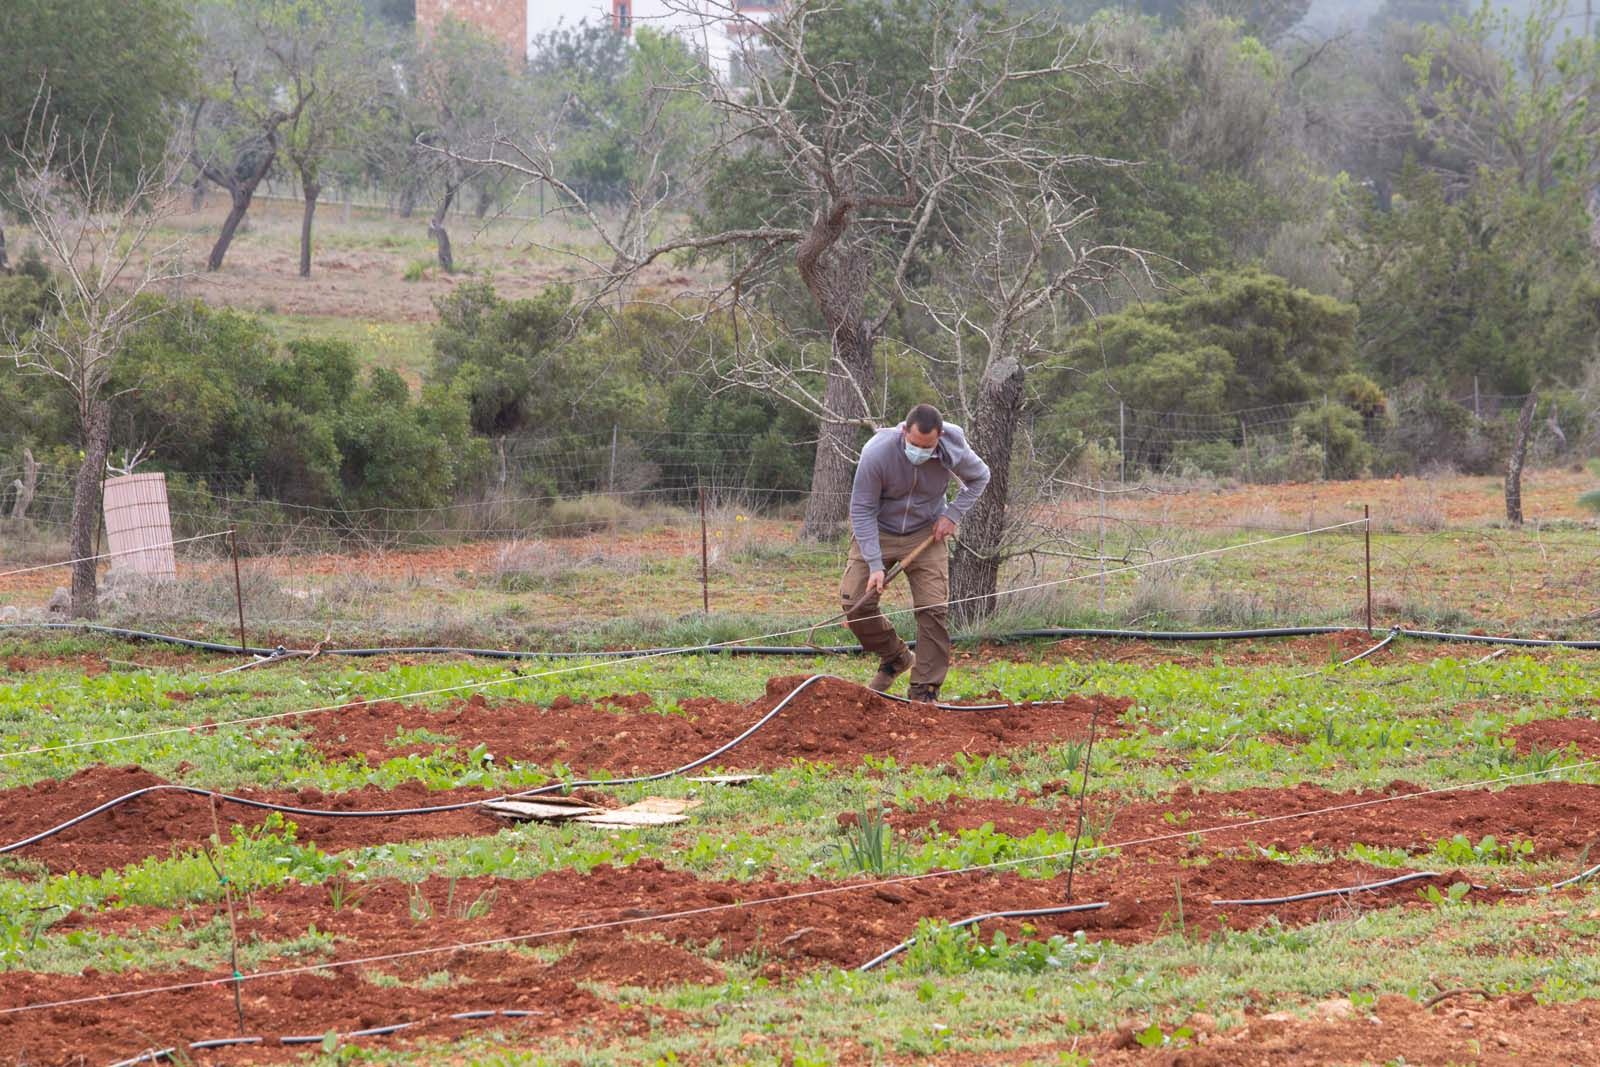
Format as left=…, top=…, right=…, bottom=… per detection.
left=904, top=442, right=937, bottom=466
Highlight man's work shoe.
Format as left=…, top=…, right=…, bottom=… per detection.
left=907, top=683, right=942, bottom=703
left=868, top=649, right=915, bottom=693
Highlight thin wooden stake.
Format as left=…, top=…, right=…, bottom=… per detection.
left=1064, top=699, right=1100, bottom=904
left=229, top=528, right=246, bottom=653
left=1364, top=504, right=1373, bottom=633
left=699, top=486, right=709, bottom=614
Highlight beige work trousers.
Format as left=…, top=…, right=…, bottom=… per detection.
left=840, top=528, right=950, bottom=688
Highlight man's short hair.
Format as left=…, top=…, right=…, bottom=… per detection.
left=905, top=403, right=943, bottom=434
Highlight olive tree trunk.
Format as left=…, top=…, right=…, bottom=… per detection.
left=950, top=353, right=1026, bottom=625
left=800, top=323, right=874, bottom=541
left=429, top=184, right=457, bottom=273
left=298, top=175, right=321, bottom=278
left=1505, top=392, right=1538, bottom=526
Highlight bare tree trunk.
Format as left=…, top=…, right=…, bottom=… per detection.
left=299, top=175, right=321, bottom=278
left=69, top=401, right=111, bottom=618
left=950, top=354, right=1026, bottom=624
left=202, top=144, right=277, bottom=272
left=801, top=326, right=874, bottom=541
left=209, top=186, right=255, bottom=272
left=797, top=218, right=874, bottom=542
left=397, top=182, right=417, bottom=219
left=429, top=185, right=457, bottom=273
left=1505, top=392, right=1538, bottom=526
left=0, top=218, right=9, bottom=273
left=9, top=449, right=38, bottom=521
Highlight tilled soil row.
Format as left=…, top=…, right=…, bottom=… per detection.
left=297, top=674, right=1131, bottom=770
left=3, top=675, right=1127, bottom=876
left=4, top=856, right=1498, bottom=1065
left=898, top=780, right=1600, bottom=864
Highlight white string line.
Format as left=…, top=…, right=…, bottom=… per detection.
left=3, top=750, right=1592, bottom=1019
left=0, top=520, right=1366, bottom=761
left=0, top=532, right=233, bottom=579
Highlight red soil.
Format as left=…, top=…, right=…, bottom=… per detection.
left=300, top=675, right=1131, bottom=772
left=1508, top=717, right=1600, bottom=757
left=3, top=855, right=1498, bottom=1064
left=0, top=766, right=509, bottom=875
left=0, top=959, right=629, bottom=1067
left=899, top=780, right=1600, bottom=863
left=907, top=992, right=1600, bottom=1066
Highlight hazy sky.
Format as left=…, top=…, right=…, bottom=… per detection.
left=528, top=0, right=720, bottom=37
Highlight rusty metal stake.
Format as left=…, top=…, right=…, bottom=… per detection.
left=1364, top=504, right=1373, bottom=634
left=1064, top=699, right=1100, bottom=904
left=228, top=528, right=246, bottom=652
left=699, top=487, right=709, bottom=615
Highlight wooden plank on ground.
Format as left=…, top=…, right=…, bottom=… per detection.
left=481, top=799, right=604, bottom=822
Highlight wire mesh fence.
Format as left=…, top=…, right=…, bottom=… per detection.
left=2, top=396, right=1595, bottom=646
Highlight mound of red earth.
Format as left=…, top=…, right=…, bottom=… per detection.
left=0, top=765, right=513, bottom=875
left=1508, top=717, right=1600, bottom=757
left=301, top=674, right=1130, bottom=771
left=897, top=780, right=1600, bottom=862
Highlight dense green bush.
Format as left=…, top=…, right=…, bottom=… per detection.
left=1036, top=268, right=1366, bottom=475
left=104, top=299, right=484, bottom=509
left=429, top=282, right=820, bottom=499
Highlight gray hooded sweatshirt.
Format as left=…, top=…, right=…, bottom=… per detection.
left=849, top=422, right=992, bottom=573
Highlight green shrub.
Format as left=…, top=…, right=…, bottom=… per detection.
left=545, top=494, right=628, bottom=536
left=1291, top=401, right=1373, bottom=479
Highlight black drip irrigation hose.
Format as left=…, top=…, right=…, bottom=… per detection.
left=0, top=675, right=1052, bottom=857
left=1207, top=870, right=1441, bottom=906
left=5, top=621, right=1599, bottom=661
left=106, top=1010, right=539, bottom=1066
left=1503, top=859, right=1600, bottom=894
left=857, top=903, right=1111, bottom=971
left=860, top=864, right=1598, bottom=975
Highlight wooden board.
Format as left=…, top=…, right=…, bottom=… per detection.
left=574, top=810, right=689, bottom=827
left=481, top=799, right=604, bottom=822
left=573, top=796, right=698, bottom=827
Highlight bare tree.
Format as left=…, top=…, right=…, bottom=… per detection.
left=448, top=0, right=1131, bottom=539
left=189, top=0, right=317, bottom=271
left=901, top=183, right=1153, bottom=620
left=277, top=0, right=383, bottom=278
left=411, top=19, right=527, bottom=273
left=1, top=107, right=188, bottom=616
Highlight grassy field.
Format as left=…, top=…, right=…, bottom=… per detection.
left=4, top=624, right=1600, bottom=1063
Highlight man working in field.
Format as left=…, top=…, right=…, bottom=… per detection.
left=842, top=403, right=991, bottom=702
